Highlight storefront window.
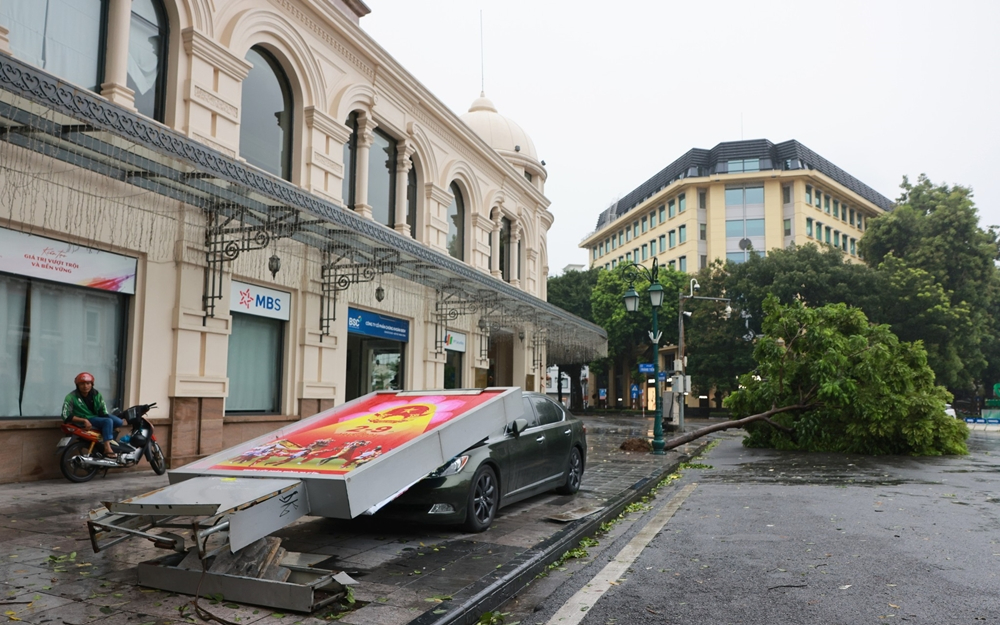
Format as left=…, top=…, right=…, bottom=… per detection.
left=227, top=312, right=283, bottom=413
left=345, top=308, right=409, bottom=401
left=1, top=274, right=126, bottom=418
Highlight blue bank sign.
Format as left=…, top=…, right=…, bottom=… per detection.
left=347, top=307, right=409, bottom=342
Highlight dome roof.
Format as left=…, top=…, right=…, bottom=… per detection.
left=460, top=93, right=539, bottom=163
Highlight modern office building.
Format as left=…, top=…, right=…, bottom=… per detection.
left=0, top=0, right=605, bottom=482
left=579, top=139, right=893, bottom=410
left=581, top=139, right=893, bottom=273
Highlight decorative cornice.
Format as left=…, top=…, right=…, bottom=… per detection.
left=182, top=29, right=252, bottom=81
left=0, top=51, right=607, bottom=350
left=274, top=0, right=374, bottom=78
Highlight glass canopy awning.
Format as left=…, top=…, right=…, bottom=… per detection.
left=0, top=53, right=606, bottom=365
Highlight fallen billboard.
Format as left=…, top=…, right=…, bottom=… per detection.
left=169, top=388, right=522, bottom=519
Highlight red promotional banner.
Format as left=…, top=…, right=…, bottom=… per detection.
left=206, top=391, right=501, bottom=475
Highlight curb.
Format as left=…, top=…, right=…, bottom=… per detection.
left=407, top=439, right=712, bottom=625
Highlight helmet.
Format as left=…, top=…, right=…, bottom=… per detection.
left=74, top=372, right=95, bottom=386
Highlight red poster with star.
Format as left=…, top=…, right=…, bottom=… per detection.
left=198, top=391, right=502, bottom=475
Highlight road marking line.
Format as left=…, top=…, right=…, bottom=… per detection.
left=545, top=482, right=698, bottom=624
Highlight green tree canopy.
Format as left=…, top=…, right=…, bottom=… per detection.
left=725, top=295, right=967, bottom=456
left=859, top=175, right=1000, bottom=392
left=590, top=262, right=688, bottom=369
left=547, top=267, right=600, bottom=323
left=547, top=268, right=602, bottom=410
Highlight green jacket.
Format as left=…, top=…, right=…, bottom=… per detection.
left=61, top=389, right=108, bottom=424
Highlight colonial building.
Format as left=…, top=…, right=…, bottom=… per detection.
left=581, top=139, right=893, bottom=272
left=0, top=0, right=605, bottom=482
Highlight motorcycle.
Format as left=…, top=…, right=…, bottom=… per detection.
left=56, top=403, right=166, bottom=482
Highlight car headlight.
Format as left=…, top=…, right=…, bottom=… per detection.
left=430, top=455, right=469, bottom=477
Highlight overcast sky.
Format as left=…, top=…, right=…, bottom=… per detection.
left=364, top=1, right=1000, bottom=276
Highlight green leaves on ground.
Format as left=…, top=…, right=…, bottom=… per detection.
left=725, top=295, right=968, bottom=455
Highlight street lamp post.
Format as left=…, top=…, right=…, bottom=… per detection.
left=677, top=278, right=732, bottom=429
left=622, top=259, right=666, bottom=455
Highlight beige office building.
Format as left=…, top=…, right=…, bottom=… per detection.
left=581, top=139, right=892, bottom=273
left=0, top=0, right=605, bottom=483
left=579, top=139, right=892, bottom=408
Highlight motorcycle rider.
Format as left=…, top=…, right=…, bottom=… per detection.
left=61, top=372, right=122, bottom=458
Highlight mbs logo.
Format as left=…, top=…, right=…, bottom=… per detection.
left=238, top=287, right=282, bottom=312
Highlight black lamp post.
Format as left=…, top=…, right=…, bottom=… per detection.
left=622, top=258, right=666, bottom=455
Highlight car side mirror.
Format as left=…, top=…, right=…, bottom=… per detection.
left=509, top=418, right=529, bottom=437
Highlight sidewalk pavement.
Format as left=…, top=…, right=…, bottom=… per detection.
left=0, top=414, right=715, bottom=625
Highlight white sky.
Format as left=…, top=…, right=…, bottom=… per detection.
left=363, top=1, right=1000, bottom=275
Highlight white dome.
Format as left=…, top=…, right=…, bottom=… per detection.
left=460, top=93, right=539, bottom=163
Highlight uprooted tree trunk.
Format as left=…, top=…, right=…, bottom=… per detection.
left=662, top=403, right=812, bottom=451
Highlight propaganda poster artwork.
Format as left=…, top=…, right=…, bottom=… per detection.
left=202, top=391, right=501, bottom=475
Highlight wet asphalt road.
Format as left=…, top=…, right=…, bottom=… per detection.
left=518, top=430, right=1000, bottom=624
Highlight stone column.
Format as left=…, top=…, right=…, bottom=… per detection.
left=510, top=223, right=522, bottom=288
left=0, top=24, right=11, bottom=54
left=393, top=142, right=416, bottom=236
left=490, top=209, right=502, bottom=279
left=100, top=0, right=136, bottom=109
left=353, top=113, right=376, bottom=220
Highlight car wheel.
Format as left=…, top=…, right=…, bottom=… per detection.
left=556, top=447, right=583, bottom=495
left=463, top=465, right=498, bottom=532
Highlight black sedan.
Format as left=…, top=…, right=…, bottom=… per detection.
left=380, top=392, right=587, bottom=532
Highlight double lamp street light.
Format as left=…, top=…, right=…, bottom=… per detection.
left=622, top=259, right=667, bottom=454
left=623, top=259, right=731, bottom=454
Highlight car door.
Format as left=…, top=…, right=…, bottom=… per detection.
left=530, top=395, right=572, bottom=484
left=506, top=396, right=549, bottom=495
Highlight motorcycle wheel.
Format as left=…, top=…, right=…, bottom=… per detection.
left=60, top=441, right=99, bottom=483
left=147, top=442, right=167, bottom=475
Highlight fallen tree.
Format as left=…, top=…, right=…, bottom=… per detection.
left=663, top=296, right=968, bottom=456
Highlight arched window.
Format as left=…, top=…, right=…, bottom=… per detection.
left=240, top=47, right=293, bottom=180
left=405, top=160, right=417, bottom=238
left=368, top=129, right=396, bottom=227
left=127, top=0, right=167, bottom=121
left=446, top=183, right=465, bottom=260
left=1, top=0, right=107, bottom=90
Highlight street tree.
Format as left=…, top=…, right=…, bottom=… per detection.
left=590, top=263, right=688, bottom=405
left=547, top=268, right=601, bottom=410
left=685, top=245, right=882, bottom=402
left=859, top=175, right=1000, bottom=393
left=666, top=295, right=968, bottom=456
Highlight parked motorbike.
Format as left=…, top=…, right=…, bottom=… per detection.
left=56, top=403, right=166, bottom=482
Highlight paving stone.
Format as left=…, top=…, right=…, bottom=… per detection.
left=0, top=415, right=710, bottom=624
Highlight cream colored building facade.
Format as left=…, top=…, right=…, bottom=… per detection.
left=0, top=0, right=605, bottom=482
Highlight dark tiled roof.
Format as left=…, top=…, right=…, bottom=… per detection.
left=592, top=139, right=893, bottom=232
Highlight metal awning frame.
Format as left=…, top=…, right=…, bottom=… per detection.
left=0, top=53, right=607, bottom=364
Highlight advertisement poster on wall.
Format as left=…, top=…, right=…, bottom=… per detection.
left=0, top=227, right=137, bottom=293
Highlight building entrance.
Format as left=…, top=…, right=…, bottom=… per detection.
left=345, top=308, right=409, bottom=402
